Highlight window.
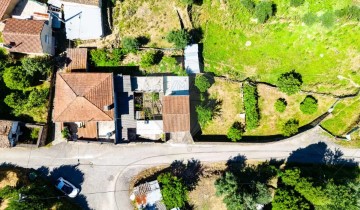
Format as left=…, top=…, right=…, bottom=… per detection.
left=45, top=35, right=49, bottom=44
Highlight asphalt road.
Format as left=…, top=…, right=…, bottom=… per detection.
left=0, top=126, right=359, bottom=210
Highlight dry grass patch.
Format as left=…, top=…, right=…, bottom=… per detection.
left=245, top=84, right=337, bottom=136
left=202, top=78, right=243, bottom=135
left=115, top=0, right=188, bottom=48
left=0, top=171, right=19, bottom=189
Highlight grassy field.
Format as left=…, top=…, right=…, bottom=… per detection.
left=321, top=95, right=360, bottom=136
left=202, top=78, right=243, bottom=135
left=193, top=0, right=360, bottom=95
left=245, top=84, right=337, bottom=136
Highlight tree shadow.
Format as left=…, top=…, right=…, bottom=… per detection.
left=189, top=27, right=203, bottom=44
left=170, top=158, right=203, bottom=191
left=137, top=36, right=150, bottom=46
left=286, top=142, right=359, bottom=184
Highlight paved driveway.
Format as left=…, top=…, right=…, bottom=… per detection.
left=0, top=126, right=359, bottom=210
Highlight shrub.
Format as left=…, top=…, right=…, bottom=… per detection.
left=290, top=0, right=304, bottom=7
left=282, top=119, right=299, bottom=137
left=321, top=12, right=334, bottom=28
left=303, top=12, right=317, bottom=26
left=300, top=95, right=318, bottom=114
left=140, top=51, right=156, bottom=67
left=3, top=66, right=32, bottom=90
left=121, top=37, right=140, bottom=53
left=277, top=70, right=303, bottom=95
left=335, top=6, right=360, bottom=21
left=90, top=48, right=124, bottom=66
left=30, top=128, right=40, bottom=140
left=61, top=127, right=70, bottom=139
left=166, top=29, right=190, bottom=49
left=21, top=56, right=52, bottom=77
left=195, top=75, right=211, bottom=93
left=196, top=105, right=213, bottom=127
left=243, top=83, right=260, bottom=130
left=241, top=0, right=255, bottom=11
left=157, top=173, right=188, bottom=209
left=255, top=1, right=274, bottom=23
left=159, top=56, right=185, bottom=75
left=272, top=188, right=311, bottom=210
left=227, top=122, right=244, bottom=142
left=274, top=98, right=287, bottom=113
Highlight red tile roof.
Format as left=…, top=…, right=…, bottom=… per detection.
left=162, top=96, right=190, bottom=132
left=0, top=0, right=12, bottom=20
left=2, top=19, right=45, bottom=54
left=53, top=73, right=114, bottom=122
left=66, top=48, right=88, bottom=72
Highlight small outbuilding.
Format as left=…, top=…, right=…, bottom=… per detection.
left=184, top=44, right=201, bottom=74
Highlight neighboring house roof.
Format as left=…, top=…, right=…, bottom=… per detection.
left=164, top=76, right=189, bottom=96
left=66, top=48, right=88, bottom=72
left=62, top=0, right=100, bottom=6
left=0, top=120, right=12, bottom=148
left=53, top=73, right=114, bottom=122
left=132, top=180, right=166, bottom=210
left=132, top=76, right=164, bottom=92
left=62, top=3, right=103, bottom=40
left=12, top=0, right=48, bottom=19
left=162, top=96, right=190, bottom=132
left=2, top=18, right=45, bottom=54
left=184, top=44, right=201, bottom=74
left=0, top=0, right=12, bottom=20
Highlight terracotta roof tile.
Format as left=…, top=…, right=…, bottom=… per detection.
left=54, top=73, right=114, bottom=122
left=0, top=0, right=12, bottom=20
left=2, top=19, right=45, bottom=54
left=66, top=48, right=88, bottom=72
left=162, top=96, right=190, bottom=132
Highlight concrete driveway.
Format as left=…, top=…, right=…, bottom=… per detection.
left=0, top=126, right=359, bottom=210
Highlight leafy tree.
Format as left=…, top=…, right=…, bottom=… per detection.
left=3, top=66, right=32, bottom=90
left=335, top=6, right=360, bottom=21
left=241, top=0, right=255, bottom=11
left=243, top=83, right=260, bottom=130
left=0, top=49, right=10, bottom=71
left=321, top=11, right=335, bottom=28
left=140, top=51, right=156, bottom=67
left=121, top=37, right=140, bottom=53
left=4, top=91, right=27, bottom=116
left=196, top=105, right=213, bottom=127
left=272, top=188, right=311, bottom=210
left=290, top=0, right=304, bottom=7
left=303, top=12, right=317, bottom=26
left=277, top=70, right=303, bottom=95
left=166, top=29, right=190, bottom=49
left=282, top=119, right=299, bottom=137
left=300, top=95, right=318, bottom=114
left=157, top=173, right=188, bottom=209
left=195, top=74, right=210, bottom=92
left=325, top=181, right=360, bottom=210
left=255, top=1, right=274, bottom=23
left=159, top=56, right=185, bottom=75
left=227, top=122, right=244, bottom=142
left=274, top=98, right=287, bottom=113
left=21, top=56, right=52, bottom=77
left=255, top=182, right=272, bottom=204
left=26, top=88, right=49, bottom=108
left=90, top=48, right=124, bottom=66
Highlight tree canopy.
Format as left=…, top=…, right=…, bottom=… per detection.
left=195, top=74, right=211, bottom=93
left=3, top=66, right=32, bottom=90
left=121, top=37, right=140, bottom=53
left=227, top=122, right=244, bottom=142
left=166, top=29, right=190, bottom=49
left=282, top=119, right=299, bottom=137
left=300, top=95, right=318, bottom=114
left=157, top=172, right=188, bottom=209
left=277, top=70, right=303, bottom=95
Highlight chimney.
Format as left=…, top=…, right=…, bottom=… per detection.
left=103, top=103, right=114, bottom=111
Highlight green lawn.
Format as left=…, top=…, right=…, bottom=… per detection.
left=194, top=0, right=360, bottom=95
left=321, top=95, right=360, bottom=136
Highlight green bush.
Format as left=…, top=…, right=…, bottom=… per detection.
left=3, top=66, right=32, bottom=90
left=277, top=70, right=303, bottom=95
left=335, top=6, right=360, bottom=21
left=157, top=173, right=188, bottom=209
left=159, top=56, right=185, bottom=75
left=290, top=0, right=304, bottom=7
left=303, top=12, right=317, bottom=26
left=243, top=83, right=260, bottom=130
left=196, top=105, right=213, bottom=127
left=195, top=75, right=211, bottom=93
left=21, top=56, right=52, bottom=77
left=140, top=51, right=156, bottom=67
left=61, top=127, right=70, bottom=139
left=300, top=95, right=318, bottom=114
left=321, top=12, right=335, bottom=28
left=272, top=188, right=311, bottom=210
left=121, top=37, right=140, bottom=53
left=166, top=29, right=190, bottom=49
left=30, top=128, right=40, bottom=140
left=274, top=98, right=287, bottom=113
left=255, top=1, right=274, bottom=23
left=227, top=122, right=244, bottom=142
left=282, top=119, right=299, bottom=137
left=241, top=0, right=255, bottom=11
left=90, top=48, right=124, bottom=66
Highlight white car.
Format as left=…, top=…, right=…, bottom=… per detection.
left=55, top=177, right=80, bottom=198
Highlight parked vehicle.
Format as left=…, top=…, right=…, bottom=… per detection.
left=55, top=177, right=79, bottom=198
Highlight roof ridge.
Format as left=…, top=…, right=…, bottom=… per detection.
left=58, top=73, right=78, bottom=96
left=54, top=96, right=77, bottom=121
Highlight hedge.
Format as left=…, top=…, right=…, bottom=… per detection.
left=243, top=83, right=260, bottom=130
